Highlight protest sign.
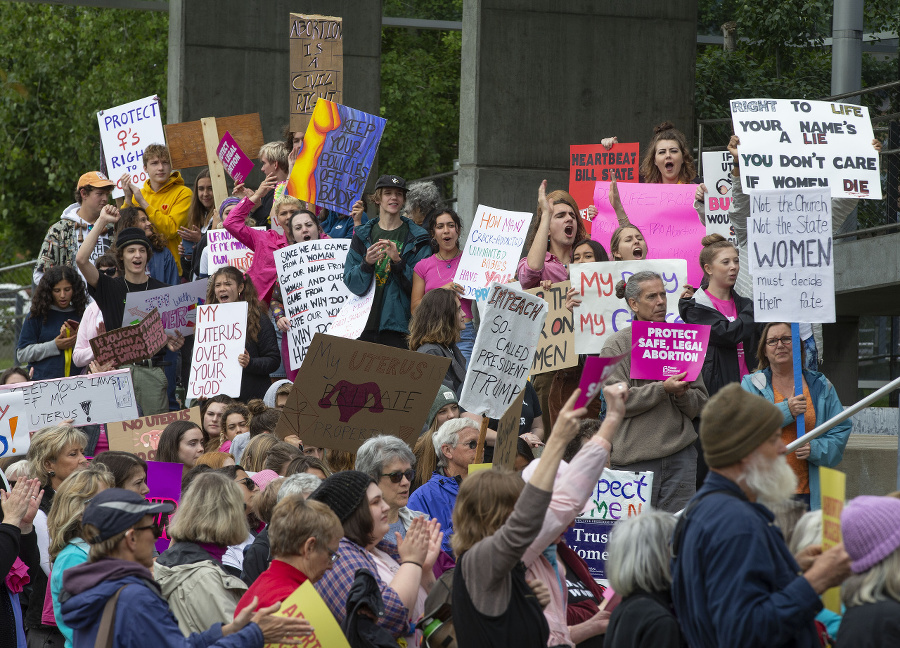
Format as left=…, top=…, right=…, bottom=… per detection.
left=571, top=259, right=688, bottom=354
left=747, top=188, right=835, bottom=323
left=275, top=240, right=352, bottom=369
left=287, top=99, right=385, bottom=215
left=91, top=309, right=167, bottom=368
left=570, top=142, right=640, bottom=226
left=460, top=283, right=547, bottom=419
left=106, top=407, right=201, bottom=461
left=206, top=229, right=264, bottom=273
left=0, top=369, right=138, bottom=432
left=527, top=281, right=576, bottom=375
left=0, top=391, right=26, bottom=458
left=592, top=182, right=704, bottom=287
left=276, top=334, right=450, bottom=453
left=820, top=467, right=846, bottom=613
left=454, top=205, right=533, bottom=302
left=701, top=151, right=738, bottom=244
left=574, top=355, right=627, bottom=409
left=630, top=321, right=710, bottom=382
left=328, top=281, right=376, bottom=340
left=492, top=390, right=526, bottom=471
left=268, top=580, right=351, bottom=648
left=188, top=302, right=248, bottom=399
left=289, top=14, right=343, bottom=134
left=146, top=461, right=183, bottom=553
left=216, top=131, right=254, bottom=184
left=730, top=98, right=881, bottom=199
left=123, top=279, right=208, bottom=336
left=97, top=95, right=165, bottom=199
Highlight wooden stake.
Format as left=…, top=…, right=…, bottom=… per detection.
left=200, top=117, right=229, bottom=209
left=474, top=414, right=489, bottom=464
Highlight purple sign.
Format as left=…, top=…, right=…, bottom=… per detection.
left=216, top=131, right=254, bottom=184
left=146, top=461, right=183, bottom=553
left=629, top=321, right=710, bottom=382
left=574, top=354, right=626, bottom=409
left=564, top=519, right=615, bottom=583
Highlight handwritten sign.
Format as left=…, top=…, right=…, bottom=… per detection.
left=454, top=205, right=532, bottom=302
left=97, top=95, right=165, bottom=199
left=328, top=281, right=376, bottom=340
left=289, top=14, right=343, bottom=134
left=146, top=461, right=183, bottom=553
left=730, top=98, right=881, bottom=199
left=275, top=240, right=352, bottom=369
left=574, top=355, right=627, bottom=409
left=90, top=309, right=167, bottom=368
left=216, top=131, right=254, bottom=184
left=819, top=466, right=845, bottom=613
left=630, top=322, right=710, bottom=382
left=188, top=302, right=248, bottom=399
left=0, top=391, right=26, bottom=457
left=267, top=580, right=351, bottom=648
left=123, top=279, right=208, bottom=336
left=0, top=369, right=137, bottom=432
left=570, top=142, right=640, bottom=223
left=570, top=259, right=688, bottom=354
left=460, top=283, right=547, bottom=418
left=526, top=281, right=576, bottom=375
left=206, top=229, right=264, bottom=273
left=492, top=390, right=526, bottom=471
left=106, top=407, right=201, bottom=461
left=287, top=99, right=385, bottom=215
left=701, top=151, right=738, bottom=245
left=747, top=188, right=835, bottom=323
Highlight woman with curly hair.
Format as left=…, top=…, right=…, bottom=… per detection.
left=408, top=288, right=467, bottom=396
left=115, top=206, right=179, bottom=285
left=207, top=402, right=251, bottom=453
left=16, top=266, right=88, bottom=380
left=205, top=266, right=280, bottom=401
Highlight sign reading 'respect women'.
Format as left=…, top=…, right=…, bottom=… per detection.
left=571, top=259, right=688, bottom=355
left=747, top=188, right=835, bottom=323
left=289, top=14, right=343, bottom=133
left=460, top=283, right=548, bottom=419
left=569, top=142, right=640, bottom=224
left=454, top=205, right=533, bottom=302
left=730, top=98, right=881, bottom=199
left=97, top=95, right=165, bottom=199
left=630, top=321, right=711, bottom=382
left=123, top=279, right=208, bottom=336
left=188, top=302, right=248, bottom=399
left=526, top=281, right=577, bottom=375
left=275, top=334, right=450, bottom=453
left=701, top=150, right=738, bottom=245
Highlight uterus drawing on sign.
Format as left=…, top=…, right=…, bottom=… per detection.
left=318, top=380, right=384, bottom=422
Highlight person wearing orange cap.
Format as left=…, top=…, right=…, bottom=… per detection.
left=33, top=171, right=116, bottom=286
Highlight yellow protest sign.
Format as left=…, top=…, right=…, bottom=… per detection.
left=264, top=580, right=350, bottom=648
left=819, top=466, right=846, bottom=614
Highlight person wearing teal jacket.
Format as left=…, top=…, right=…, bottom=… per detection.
left=51, top=538, right=89, bottom=647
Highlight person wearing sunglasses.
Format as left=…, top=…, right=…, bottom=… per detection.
left=408, top=418, right=480, bottom=557
left=740, top=322, right=851, bottom=511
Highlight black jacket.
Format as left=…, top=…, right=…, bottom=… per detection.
left=240, top=312, right=280, bottom=402
left=341, top=568, right=400, bottom=648
left=836, top=599, right=900, bottom=648
left=416, top=343, right=466, bottom=398
left=605, top=590, right=687, bottom=648
left=240, top=527, right=270, bottom=586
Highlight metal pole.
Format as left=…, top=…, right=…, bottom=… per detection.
left=831, top=0, right=863, bottom=104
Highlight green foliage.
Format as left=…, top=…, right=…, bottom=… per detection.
left=0, top=3, right=167, bottom=265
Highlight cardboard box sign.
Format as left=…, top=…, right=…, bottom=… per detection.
left=106, top=407, right=202, bottom=462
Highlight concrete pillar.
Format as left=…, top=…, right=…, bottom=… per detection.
left=458, top=0, right=698, bottom=234
left=831, top=0, right=863, bottom=101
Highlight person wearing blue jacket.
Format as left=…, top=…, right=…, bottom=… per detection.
left=741, top=322, right=851, bottom=511
left=59, top=488, right=311, bottom=648
left=320, top=199, right=368, bottom=239
left=343, top=175, right=431, bottom=349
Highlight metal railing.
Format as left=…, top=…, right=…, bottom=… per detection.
left=0, top=260, right=34, bottom=367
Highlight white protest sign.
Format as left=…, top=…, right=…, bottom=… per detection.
left=0, top=369, right=138, bottom=432
left=97, top=95, right=165, bottom=199
left=730, top=98, right=881, bottom=199
left=0, top=391, right=27, bottom=458
left=207, top=229, right=265, bottom=273
left=701, top=151, right=737, bottom=245
left=454, top=205, right=532, bottom=302
left=275, top=240, right=352, bottom=369
left=747, top=188, right=835, bottom=323
left=571, top=259, right=688, bottom=354
left=123, top=279, right=209, bottom=336
left=188, top=302, right=248, bottom=399
left=459, top=283, right=547, bottom=418
left=328, top=281, right=376, bottom=340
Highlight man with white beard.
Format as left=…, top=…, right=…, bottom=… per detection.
left=670, top=383, right=851, bottom=648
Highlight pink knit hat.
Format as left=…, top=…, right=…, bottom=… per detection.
left=841, top=495, right=900, bottom=573
left=250, top=469, right=280, bottom=492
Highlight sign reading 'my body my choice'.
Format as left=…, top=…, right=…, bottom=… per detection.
left=97, top=95, right=165, bottom=199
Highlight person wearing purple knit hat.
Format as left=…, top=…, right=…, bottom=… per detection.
left=835, top=495, right=900, bottom=647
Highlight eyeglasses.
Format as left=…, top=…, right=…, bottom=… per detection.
left=237, top=477, right=257, bottom=491
left=382, top=469, right=415, bottom=484
left=463, top=440, right=478, bottom=450
left=133, top=522, right=162, bottom=539
left=765, top=336, right=793, bottom=347
left=326, top=548, right=340, bottom=564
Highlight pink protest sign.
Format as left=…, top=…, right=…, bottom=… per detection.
left=216, top=131, right=254, bottom=184
left=575, top=354, right=627, bottom=409
left=146, top=460, right=182, bottom=553
left=630, top=321, right=710, bottom=382
left=592, top=182, right=705, bottom=287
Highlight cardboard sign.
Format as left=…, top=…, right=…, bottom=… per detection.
left=147, top=461, right=183, bottom=554
left=526, top=281, right=577, bottom=375
left=454, top=205, right=533, bottom=302
left=630, top=322, right=711, bottom=382
left=216, top=131, right=254, bottom=184
left=0, top=391, right=26, bottom=458
left=275, top=240, right=352, bottom=369
left=289, top=14, right=343, bottom=134
left=123, top=279, right=209, bottom=336
left=275, top=334, right=450, bottom=453
left=571, top=259, right=688, bottom=354
left=570, top=142, right=640, bottom=225
left=164, top=113, right=264, bottom=171
left=188, top=302, right=248, bottom=399
left=820, top=466, right=845, bottom=614
left=701, top=151, right=738, bottom=245
left=328, top=281, right=376, bottom=340
left=97, top=95, right=165, bottom=199
left=0, top=369, right=138, bottom=432
left=90, top=309, right=167, bottom=368
left=460, top=283, right=548, bottom=418
left=747, top=188, right=835, bottom=323
left=592, top=182, right=704, bottom=288
left=106, top=407, right=201, bottom=462
left=287, top=99, right=385, bottom=215
left=574, top=355, right=627, bottom=409
left=267, top=580, right=351, bottom=648
left=206, top=229, right=264, bottom=273
left=493, top=390, right=526, bottom=471
left=730, top=98, right=881, bottom=199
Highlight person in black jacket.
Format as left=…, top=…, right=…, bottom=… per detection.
left=1, top=477, right=43, bottom=648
